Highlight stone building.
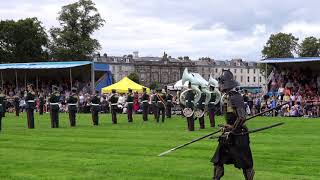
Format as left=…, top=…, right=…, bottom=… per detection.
left=96, top=52, right=265, bottom=88
left=195, top=58, right=265, bottom=87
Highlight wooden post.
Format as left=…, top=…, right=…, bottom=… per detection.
left=91, top=61, right=95, bottom=93
left=15, top=70, right=18, bottom=91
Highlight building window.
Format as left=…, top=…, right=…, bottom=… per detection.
left=241, top=76, right=243, bottom=82
left=240, top=69, right=243, bottom=73
left=234, top=69, right=237, bottom=73
left=234, top=76, right=237, bottom=80
left=260, top=77, right=262, bottom=82
left=247, top=76, right=250, bottom=82
left=215, top=68, right=218, bottom=73
left=247, top=69, right=250, bottom=73
left=253, top=77, right=256, bottom=82
left=254, top=69, right=256, bottom=74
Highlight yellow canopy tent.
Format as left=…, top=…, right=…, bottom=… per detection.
left=101, top=77, right=150, bottom=93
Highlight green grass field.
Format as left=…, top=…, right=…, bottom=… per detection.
left=0, top=113, right=319, bottom=180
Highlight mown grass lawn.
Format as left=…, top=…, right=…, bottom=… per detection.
left=0, top=112, right=319, bottom=180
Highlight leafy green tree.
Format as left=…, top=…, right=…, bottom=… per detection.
left=260, top=32, right=298, bottom=76
left=299, top=36, right=320, bottom=57
left=262, top=33, right=299, bottom=59
left=128, top=72, right=140, bottom=84
left=49, top=0, right=105, bottom=60
left=149, top=81, right=159, bottom=90
left=0, top=18, right=48, bottom=63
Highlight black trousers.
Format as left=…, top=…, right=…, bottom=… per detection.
left=50, top=110, right=59, bottom=128
left=152, top=105, right=157, bottom=119
left=157, top=107, right=165, bottom=123
left=69, top=110, right=76, bottom=127
left=142, top=104, right=148, bottom=121
left=127, top=107, right=133, bottom=122
left=199, top=115, right=205, bottom=129
left=208, top=109, right=216, bottom=127
left=27, top=108, right=35, bottom=129
left=187, top=116, right=194, bottom=131
left=92, top=110, right=99, bottom=126
left=166, top=105, right=172, bottom=118
left=111, top=107, right=117, bottom=124
left=15, top=105, right=19, bottom=116
left=39, top=105, right=44, bottom=115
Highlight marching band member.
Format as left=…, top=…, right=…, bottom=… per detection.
left=208, top=85, right=217, bottom=127
left=151, top=90, right=157, bottom=120
left=109, top=89, right=119, bottom=124
left=67, top=87, right=78, bottom=127
left=126, top=88, right=134, bottom=123
left=25, top=84, right=36, bottom=129
left=185, top=82, right=195, bottom=131
left=13, top=93, right=20, bottom=117
left=196, top=86, right=206, bottom=129
left=154, top=89, right=166, bottom=123
left=39, top=92, right=45, bottom=115
left=140, top=87, right=149, bottom=121
left=91, top=90, right=100, bottom=126
left=49, top=85, right=60, bottom=128
left=165, top=89, right=173, bottom=118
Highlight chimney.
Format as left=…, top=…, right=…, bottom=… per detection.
left=133, top=51, right=139, bottom=59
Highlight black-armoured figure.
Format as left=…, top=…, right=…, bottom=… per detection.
left=126, top=89, right=134, bottom=123
left=165, top=90, right=173, bottom=118
left=0, top=88, right=5, bottom=131
left=49, top=86, right=60, bottom=128
left=196, top=86, right=206, bottom=129
left=109, top=89, right=119, bottom=124
left=67, top=88, right=78, bottom=127
left=39, top=93, right=45, bottom=115
left=140, top=88, right=149, bottom=121
left=208, top=85, right=217, bottom=127
left=212, top=70, right=254, bottom=180
left=91, top=91, right=100, bottom=126
left=185, top=82, right=195, bottom=131
left=25, top=84, right=36, bottom=129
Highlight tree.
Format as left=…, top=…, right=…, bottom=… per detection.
left=149, top=81, right=159, bottom=90
left=262, top=32, right=299, bottom=59
left=299, top=36, right=320, bottom=57
left=0, top=18, right=48, bottom=63
left=49, top=0, right=105, bottom=60
left=260, top=32, right=298, bottom=76
left=127, top=72, right=140, bottom=84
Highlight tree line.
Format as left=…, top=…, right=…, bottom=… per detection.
left=0, top=0, right=104, bottom=63
left=259, top=32, right=320, bottom=76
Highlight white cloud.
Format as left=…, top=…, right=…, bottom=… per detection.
left=1, top=0, right=320, bottom=60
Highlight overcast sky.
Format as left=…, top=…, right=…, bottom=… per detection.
left=1, top=0, right=320, bottom=61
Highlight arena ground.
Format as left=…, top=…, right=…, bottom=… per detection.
left=0, top=114, right=319, bottom=179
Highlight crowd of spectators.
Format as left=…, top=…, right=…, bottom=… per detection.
left=245, top=67, right=320, bottom=117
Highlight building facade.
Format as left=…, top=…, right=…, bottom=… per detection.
left=96, top=52, right=265, bottom=88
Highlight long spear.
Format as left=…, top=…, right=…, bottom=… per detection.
left=158, top=102, right=289, bottom=157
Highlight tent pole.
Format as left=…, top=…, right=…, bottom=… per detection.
left=69, top=68, right=72, bottom=90
left=1, top=71, right=3, bottom=89
left=24, top=73, right=27, bottom=90
left=36, top=76, right=39, bottom=91
left=91, top=61, right=95, bottom=93
left=15, top=70, right=18, bottom=91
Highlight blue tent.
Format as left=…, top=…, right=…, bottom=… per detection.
left=0, top=61, right=112, bottom=92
